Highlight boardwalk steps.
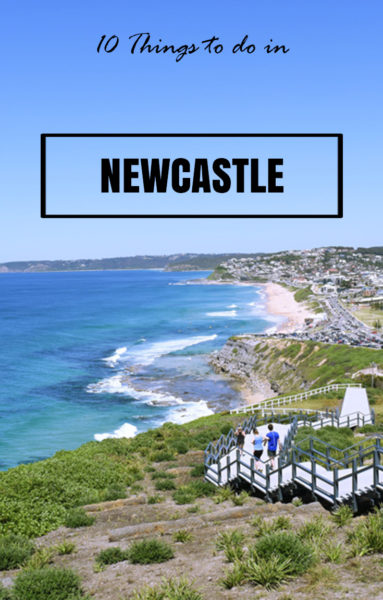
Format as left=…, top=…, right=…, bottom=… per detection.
left=205, top=386, right=381, bottom=512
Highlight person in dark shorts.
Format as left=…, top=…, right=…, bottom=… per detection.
left=263, top=423, right=282, bottom=469
left=234, top=425, right=245, bottom=455
left=252, top=428, right=263, bottom=472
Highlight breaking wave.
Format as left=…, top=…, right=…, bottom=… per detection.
left=94, top=422, right=138, bottom=442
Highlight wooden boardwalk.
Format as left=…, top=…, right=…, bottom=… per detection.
left=205, top=387, right=382, bottom=511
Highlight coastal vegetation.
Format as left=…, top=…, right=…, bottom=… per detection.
left=1, top=398, right=383, bottom=598
left=1, top=338, right=383, bottom=598
left=211, top=336, right=383, bottom=401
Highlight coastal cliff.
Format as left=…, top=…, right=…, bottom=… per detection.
left=209, top=335, right=383, bottom=401
left=209, top=336, right=310, bottom=399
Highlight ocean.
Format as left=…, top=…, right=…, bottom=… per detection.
left=0, top=270, right=281, bottom=470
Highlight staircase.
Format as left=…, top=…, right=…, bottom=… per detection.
left=205, top=387, right=381, bottom=512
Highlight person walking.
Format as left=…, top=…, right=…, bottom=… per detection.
left=263, top=423, right=282, bottom=469
left=252, top=428, right=264, bottom=472
left=234, top=425, right=245, bottom=456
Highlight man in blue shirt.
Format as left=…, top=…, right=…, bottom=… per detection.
left=263, top=423, right=282, bottom=469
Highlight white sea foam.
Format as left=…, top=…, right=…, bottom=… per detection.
left=87, top=375, right=184, bottom=406
left=206, top=310, right=237, bottom=317
left=127, top=334, right=218, bottom=366
left=227, top=304, right=237, bottom=308
left=102, top=346, right=127, bottom=367
left=94, top=422, right=138, bottom=442
left=168, top=400, right=214, bottom=424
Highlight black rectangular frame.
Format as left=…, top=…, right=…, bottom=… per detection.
left=41, top=133, right=343, bottom=218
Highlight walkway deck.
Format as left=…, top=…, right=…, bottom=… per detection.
left=205, top=387, right=382, bottom=511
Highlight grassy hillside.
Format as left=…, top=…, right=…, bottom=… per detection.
left=0, top=414, right=238, bottom=538
left=224, top=336, right=383, bottom=393
left=1, top=404, right=383, bottom=599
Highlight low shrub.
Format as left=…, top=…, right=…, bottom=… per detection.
left=144, top=465, right=156, bottom=473
left=151, top=471, right=176, bottom=480
left=216, top=529, right=245, bottom=562
left=128, top=539, right=174, bottom=564
left=298, top=516, right=332, bottom=543
left=129, top=483, right=143, bottom=493
left=169, top=440, right=189, bottom=454
left=0, top=534, right=35, bottom=570
left=187, top=480, right=215, bottom=497
left=332, top=505, right=353, bottom=527
left=24, top=547, right=55, bottom=569
left=231, top=491, right=249, bottom=506
left=213, top=487, right=233, bottom=504
left=173, top=487, right=195, bottom=505
left=132, top=577, right=203, bottom=600
left=321, top=541, right=345, bottom=564
left=251, top=515, right=291, bottom=537
left=172, top=530, right=193, bottom=543
left=12, top=567, right=82, bottom=600
left=150, top=450, right=175, bottom=462
left=64, top=508, right=95, bottom=528
left=102, top=486, right=126, bottom=501
left=155, top=479, right=176, bottom=491
left=252, top=532, right=315, bottom=576
left=220, top=561, right=246, bottom=589
left=347, top=508, right=383, bottom=556
left=56, top=541, right=76, bottom=555
left=96, top=547, right=128, bottom=565
left=190, top=464, right=205, bottom=478
left=216, top=530, right=245, bottom=551
left=244, top=554, right=292, bottom=589
left=147, top=494, right=164, bottom=504
left=0, top=584, right=12, bottom=600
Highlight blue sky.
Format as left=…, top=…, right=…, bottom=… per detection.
left=1, top=0, right=382, bottom=260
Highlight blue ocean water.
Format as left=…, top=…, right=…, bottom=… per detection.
left=0, top=270, right=280, bottom=470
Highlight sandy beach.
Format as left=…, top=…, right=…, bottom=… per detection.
left=265, top=282, right=316, bottom=334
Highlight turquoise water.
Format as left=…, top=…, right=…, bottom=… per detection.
left=0, top=270, right=279, bottom=470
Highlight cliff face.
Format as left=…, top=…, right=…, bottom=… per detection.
left=209, top=336, right=314, bottom=398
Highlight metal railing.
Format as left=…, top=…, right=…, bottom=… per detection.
left=230, top=383, right=362, bottom=415
left=205, top=404, right=379, bottom=511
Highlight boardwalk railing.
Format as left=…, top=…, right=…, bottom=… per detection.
left=205, top=405, right=378, bottom=511
left=292, top=437, right=383, bottom=511
left=230, top=383, right=362, bottom=415
left=204, top=409, right=337, bottom=467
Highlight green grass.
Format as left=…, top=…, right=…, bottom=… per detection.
left=128, top=539, right=174, bottom=564
left=56, top=541, right=76, bottom=555
left=172, top=480, right=215, bottom=505
left=154, top=479, right=176, bottom=491
left=294, top=287, right=312, bottom=302
left=131, top=577, right=204, bottom=600
left=252, top=532, right=315, bottom=576
left=147, top=494, right=165, bottom=504
left=257, top=339, right=383, bottom=392
left=150, top=471, right=176, bottom=480
left=0, top=413, right=239, bottom=538
left=12, top=567, right=83, bottom=600
left=96, top=547, right=128, bottom=565
left=0, top=534, right=35, bottom=570
left=64, top=508, right=95, bottom=528
left=172, top=530, right=193, bottom=543
left=347, top=508, right=383, bottom=556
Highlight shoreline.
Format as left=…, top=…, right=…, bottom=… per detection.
left=208, top=280, right=317, bottom=408
left=263, top=282, right=316, bottom=334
